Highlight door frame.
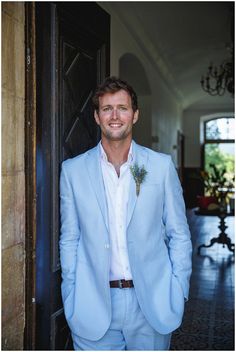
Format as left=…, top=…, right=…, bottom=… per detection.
left=24, top=2, right=37, bottom=350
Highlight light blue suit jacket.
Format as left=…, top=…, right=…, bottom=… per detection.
left=59, top=141, right=192, bottom=340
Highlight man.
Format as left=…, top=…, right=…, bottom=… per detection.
left=60, top=76, right=192, bottom=350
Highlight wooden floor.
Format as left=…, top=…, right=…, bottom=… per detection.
left=171, top=209, right=234, bottom=350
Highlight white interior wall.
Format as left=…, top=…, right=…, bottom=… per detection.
left=132, top=95, right=152, bottom=149
left=100, top=3, right=183, bottom=165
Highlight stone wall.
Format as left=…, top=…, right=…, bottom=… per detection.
left=2, top=2, right=25, bottom=349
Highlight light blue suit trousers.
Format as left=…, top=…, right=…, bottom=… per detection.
left=59, top=141, right=192, bottom=347
left=72, top=288, right=172, bottom=350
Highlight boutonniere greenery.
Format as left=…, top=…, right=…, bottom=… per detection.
left=130, top=163, right=148, bottom=196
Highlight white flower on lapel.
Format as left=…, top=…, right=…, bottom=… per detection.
left=130, top=163, right=148, bottom=196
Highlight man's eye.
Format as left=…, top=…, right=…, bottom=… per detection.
left=119, top=106, right=127, bottom=111
left=103, top=106, right=112, bottom=112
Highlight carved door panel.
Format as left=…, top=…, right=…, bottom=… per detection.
left=60, top=24, right=101, bottom=159
left=35, top=3, right=110, bottom=349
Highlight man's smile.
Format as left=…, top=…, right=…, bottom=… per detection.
left=109, top=123, right=123, bottom=128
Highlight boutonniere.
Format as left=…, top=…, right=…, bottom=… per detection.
left=130, top=163, right=148, bottom=196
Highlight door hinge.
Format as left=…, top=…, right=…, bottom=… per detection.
left=27, top=47, right=31, bottom=67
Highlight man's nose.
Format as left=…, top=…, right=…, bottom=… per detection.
left=111, top=108, right=119, bottom=119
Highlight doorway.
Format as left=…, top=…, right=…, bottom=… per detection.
left=25, top=3, right=110, bottom=349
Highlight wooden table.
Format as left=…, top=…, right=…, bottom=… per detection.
left=195, top=208, right=235, bottom=254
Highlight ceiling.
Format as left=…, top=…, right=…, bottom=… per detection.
left=101, top=1, right=234, bottom=111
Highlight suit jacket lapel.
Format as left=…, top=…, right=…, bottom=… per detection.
left=127, top=142, right=149, bottom=228
left=86, top=146, right=109, bottom=232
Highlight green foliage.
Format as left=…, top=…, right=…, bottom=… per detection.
left=201, top=163, right=234, bottom=205
left=205, top=144, right=234, bottom=178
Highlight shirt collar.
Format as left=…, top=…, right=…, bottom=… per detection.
left=99, top=141, right=133, bottom=164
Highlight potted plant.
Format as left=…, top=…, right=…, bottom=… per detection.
left=199, top=163, right=235, bottom=211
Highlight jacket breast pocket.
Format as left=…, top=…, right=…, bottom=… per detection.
left=135, top=183, right=163, bottom=220
left=141, top=183, right=162, bottom=201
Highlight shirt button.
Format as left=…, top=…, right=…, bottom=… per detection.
left=104, top=244, right=110, bottom=249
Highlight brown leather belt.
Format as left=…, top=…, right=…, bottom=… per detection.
left=110, top=279, right=134, bottom=289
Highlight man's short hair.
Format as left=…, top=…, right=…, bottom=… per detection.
left=92, top=76, right=138, bottom=113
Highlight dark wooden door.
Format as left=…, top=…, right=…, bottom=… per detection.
left=177, top=130, right=185, bottom=184
left=35, top=3, right=110, bottom=349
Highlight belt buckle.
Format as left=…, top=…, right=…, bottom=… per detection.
left=118, top=280, right=123, bottom=289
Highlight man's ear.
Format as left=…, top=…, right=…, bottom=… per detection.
left=133, top=109, right=139, bottom=125
left=94, top=110, right=100, bottom=125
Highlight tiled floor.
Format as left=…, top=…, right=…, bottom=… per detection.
left=170, top=209, right=235, bottom=350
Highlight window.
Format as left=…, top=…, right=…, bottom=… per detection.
left=204, top=117, right=234, bottom=180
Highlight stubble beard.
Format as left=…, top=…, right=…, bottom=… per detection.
left=102, top=127, right=132, bottom=142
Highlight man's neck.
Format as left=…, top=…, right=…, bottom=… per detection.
left=101, top=138, right=132, bottom=175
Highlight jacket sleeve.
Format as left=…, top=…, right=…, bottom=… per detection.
left=59, top=161, right=80, bottom=302
left=163, top=156, right=192, bottom=300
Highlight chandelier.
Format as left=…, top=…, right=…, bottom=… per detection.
left=200, top=45, right=234, bottom=97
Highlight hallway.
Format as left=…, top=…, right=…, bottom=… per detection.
left=171, top=210, right=234, bottom=350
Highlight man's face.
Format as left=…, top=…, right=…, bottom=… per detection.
left=94, top=89, right=139, bottom=142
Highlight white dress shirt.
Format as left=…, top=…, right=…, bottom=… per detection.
left=100, top=142, right=133, bottom=281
